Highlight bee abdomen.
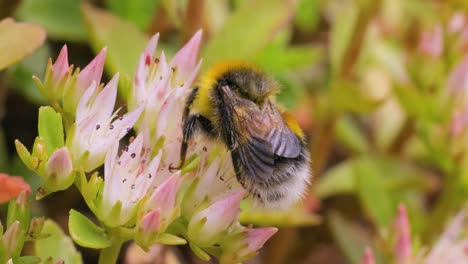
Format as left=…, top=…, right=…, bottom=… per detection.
left=240, top=148, right=311, bottom=208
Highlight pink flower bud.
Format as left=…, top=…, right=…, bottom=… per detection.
left=76, top=48, right=107, bottom=94
left=419, top=25, right=443, bottom=58
left=51, top=45, right=69, bottom=83
left=44, top=147, right=74, bottom=191
left=394, top=204, right=413, bottom=263
left=170, top=30, right=203, bottom=84
left=360, top=247, right=376, bottom=264
left=241, top=227, right=278, bottom=257
left=188, top=191, right=244, bottom=247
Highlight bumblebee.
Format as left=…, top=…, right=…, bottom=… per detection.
left=171, top=61, right=310, bottom=207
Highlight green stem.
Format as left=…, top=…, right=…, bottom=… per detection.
left=98, top=239, right=124, bottom=264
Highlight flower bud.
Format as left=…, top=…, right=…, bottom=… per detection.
left=43, top=147, right=74, bottom=192
left=187, top=191, right=244, bottom=247
left=220, top=227, right=278, bottom=263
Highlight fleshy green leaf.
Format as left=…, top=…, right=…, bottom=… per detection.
left=354, top=157, right=394, bottom=227
left=12, top=256, right=41, bottom=264
left=393, top=85, right=445, bottom=122
left=328, top=211, right=383, bottom=264
left=329, top=80, right=382, bottom=113
left=202, top=0, right=296, bottom=67
left=0, top=18, right=46, bottom=70
left=315, top=157, right=438, bottom=199
left=329, top=3, right=357, bottom=75
left=335, top=115, right=370, bottom=154
left=155, top=233, right=187, bottom=245
left=6, top=44, right=49, bottom=105
left=69, top=209, right=112, bottom=249
left=189, top=243, right=211, bottom=262
left=81, top=3, right=149, bottom=80
left=38, top=106, right=64, bottom=156
left=313, top=160, right=356, bottom=199
left=7, top=193, right=30, bottom=232
left=16, top=0, right=87, bottom=41
left=295, top=0, right=321, bottom=32
left=239, top=205, right=320, bottom=227
left=105, top=0, right=160, bottom=30
left=34, top=219, right=82, bottom=264
left=254, top=32, right=323, bottom=73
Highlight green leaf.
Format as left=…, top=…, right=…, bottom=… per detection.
left=239, top=204, right=321, bottom=227
left=34, top=219, right=82, bottom=264
left=0, top=18, right=46, bottom=70
left=329, top=80, right=382, bottom=113
left=313, top=160, right=356, bottom=199
left=6, top=44, right=49, bottom=105
left=315, top=157, right=437, bottom=199
left=295, top=0, right=321, bottom=32
left=155, top=233, right=187, bottom=245
left=12, top=256, right=41, bottom=264
left=38, top=106, right=64, bottom=156
left=7, top=194, right=30, bottom=232
left=393, top=85, right=445, bottom=122
left=16, top=0, right=87, bottom=41
left=69, top=209, right=112, bottom=249
left=335, top=115, right=370, bottom=154
left=329, top=4, right=357, bottom=75
left=105, top=0, right=160, bottom=30
left=254, top=32, right=323, bottom=73
left=354, top=157, right=394, bottom=227
left=81, top=3, right=149, bottom=79
left=202, top=0, right=296, bottom=67
left=328, top=211, right=383, bottom=263
left=189, top=243, right=211, bottom=262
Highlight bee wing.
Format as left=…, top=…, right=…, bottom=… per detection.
left=246, top=101, right=302, bottom=158
left=231, top=100, right=301, bottom=182
left=233, top=136, right=275, bottom=182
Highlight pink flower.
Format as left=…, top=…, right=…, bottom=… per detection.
left=99, top=134, right=161, bottom=227
left=447, top=54, right=468, bottom=138
left=182, top=154, right=242, bottom=217
left=238, top=227, right=278, bottom=259
left=394, top=205, right=413, bottom=263
left=67, top=74, right=143, bottom=172
left=0, top=174, right=30, bottom=203
left=424, top=212, right=468, bottom=264
left=419, top=24, right=444, bottom=58
left=187, top=190, right=244, bottom=247
left=361, top=205, right=468, bottom=264
left=220, top=227, right=278, bottom=263
left=135, top=172, right=183, bottom=247
left=129, top=31, right=202, bottom=160
left=62, top=48, right=107, bottom=114
left=360, top=247, right=375, bottom=264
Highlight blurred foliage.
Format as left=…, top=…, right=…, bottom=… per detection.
left=1, top=0, right=468, bottom=263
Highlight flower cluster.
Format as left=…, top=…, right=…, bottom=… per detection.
left=360, top=205, right=468, bottom=264
left=15, top=31, right=277, bottom=262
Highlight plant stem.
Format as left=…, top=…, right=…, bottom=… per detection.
left=98, top=239, right=123, bottom=264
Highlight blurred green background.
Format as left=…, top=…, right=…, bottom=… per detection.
left=1, top=0, right=468, bottom=263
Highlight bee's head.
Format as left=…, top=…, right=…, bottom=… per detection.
left=221, top=68, right=278, bottom=102
left=207, top=61, right=279, bottom=103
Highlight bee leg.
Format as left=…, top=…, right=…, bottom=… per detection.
left=214, top=86, right=239, bottom=150
left=182, top=86, right=199, bottom=122
left=169, top=113, right=214, bottom=172
left=169, top=87, right=200, bottom=172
